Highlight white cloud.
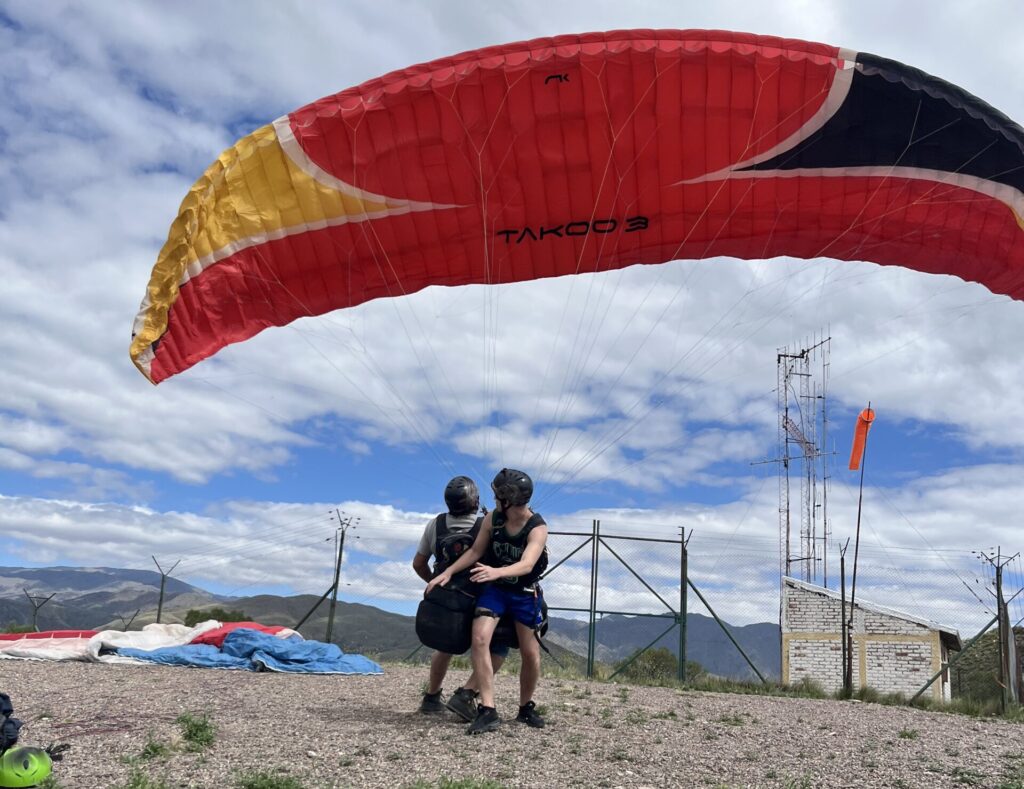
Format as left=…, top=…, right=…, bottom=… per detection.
left=2, top=461, right=1017, bottom=635
left=2, top=7, right=1022, bottom=491
left=0, top=2, right=1022, bottom=635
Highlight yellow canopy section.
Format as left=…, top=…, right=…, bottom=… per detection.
left=129, top=120, right=402, bottom=381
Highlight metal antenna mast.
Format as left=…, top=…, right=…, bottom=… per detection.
left=774, top=334, right=831, bottom=585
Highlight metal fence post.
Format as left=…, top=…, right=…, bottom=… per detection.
left=587, top=519, right=599, bottom=678
left=679, top=530, right=688, bottom=682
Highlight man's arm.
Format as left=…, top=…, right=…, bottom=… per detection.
left=470, top=524, right=548, bottom=584
left=412, top=552, right=432, bottom=583
left=412, top=519, right=436, bottom=583
left=425, top=512, right=492, bottom=593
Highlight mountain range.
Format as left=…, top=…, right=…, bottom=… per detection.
left=0, top=566, right=780, bottom=679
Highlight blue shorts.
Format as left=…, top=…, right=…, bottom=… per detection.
left=476, top=584, right=543, bottom=628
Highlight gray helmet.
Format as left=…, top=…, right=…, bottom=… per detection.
left=491, top=468, right=533, bottom=507
left=444, top=476, right=479, bottom=516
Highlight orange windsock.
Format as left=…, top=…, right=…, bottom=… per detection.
left=848, top=408, right=876, bottom=471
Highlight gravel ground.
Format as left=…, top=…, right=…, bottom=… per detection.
left=2, top=660, right=1022, bottom=788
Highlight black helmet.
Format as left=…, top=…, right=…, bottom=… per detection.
left=444, top=476, right=479, bottom=516
left=491, top=468, right=533, bottom=507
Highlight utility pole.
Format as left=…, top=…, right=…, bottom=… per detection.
left=325, top=510, right=359, bottom=644
left=152, top=557, right=180, bottom=624
left=116, top=609, right=141, bottom=631
left=22, top=589, right=55, bottom=632
left=978, top=547, right=1021, bottom=711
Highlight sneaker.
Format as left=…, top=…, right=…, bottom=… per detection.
left=419, top=690, right=446, bottom=714
left=515, top=700, right=545, bottom=728
left=467, top=704, right=501, bottom=734
left=445, top=687, right=478, bottom=722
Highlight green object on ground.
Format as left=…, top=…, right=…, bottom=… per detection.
left=0, top=746, right=52, bottom=788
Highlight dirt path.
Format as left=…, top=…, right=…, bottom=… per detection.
left=2, top=660, right=1021, bottom=788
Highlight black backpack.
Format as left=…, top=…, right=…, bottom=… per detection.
left=416, top=514, right=483, bottom=654
left=432, top=513, right=483, bottom=576
left=0, top=693, right=22, bottom=755
left=416, top=584, right=550, bottom=655
left=415, top=580, right=477, bottom=655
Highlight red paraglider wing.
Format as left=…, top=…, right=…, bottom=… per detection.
left=131, top=30, right=1024, bottom=383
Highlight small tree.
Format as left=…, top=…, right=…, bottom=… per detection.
left=2, top=622, right=34, bottom=634
left=184, top=607, right=249, bottom=627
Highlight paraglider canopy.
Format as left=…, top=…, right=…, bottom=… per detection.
left=131, top=30, right=1024, bottom=384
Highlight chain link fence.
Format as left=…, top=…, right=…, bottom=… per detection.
left=7, top=511, right=1018, bottom=702
left=332, top=516, right=1022, bottom=699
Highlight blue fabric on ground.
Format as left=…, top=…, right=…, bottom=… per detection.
left=115, top=643, right=250, bottom=670
left=115, top=630, right=384, bottom=674
left=221, top=629, right=383, bottom=674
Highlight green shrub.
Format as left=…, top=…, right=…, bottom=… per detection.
left=183, top=607, right=249, bottom=627
left=235, top=771, right=307, bottom=789
left=175, top=712, right=215, bottom=751
left=614, top=647, right=704, bottom=684
left=138, top=735, right=171, bottom=760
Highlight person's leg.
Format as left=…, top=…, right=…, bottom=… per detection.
left=515, top=621, right=541, bottom=706
left=465, top=585, right=508, bottom=734
left=508, top=591, right=545, bottom=728
left=448, top=644, right=507, bottom=722
left=466, top=614, right=502, bottom=733
left=470, top=614, right=500, bottom=707
left=463, top=643, right=508, bottom=691
left=427, top=650, right=452, bottom=694
left=420, top=651, right=452, bottom=713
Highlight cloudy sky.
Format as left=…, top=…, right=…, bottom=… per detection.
left=2, top=1, right=1022, bottom=635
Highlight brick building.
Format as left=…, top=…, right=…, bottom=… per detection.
left=782, top=577, right=962, bottom=700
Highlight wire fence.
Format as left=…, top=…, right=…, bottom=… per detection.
left=327, top=517, right=1022, bottom=698
left=6, top=510, right=1021, bottom=701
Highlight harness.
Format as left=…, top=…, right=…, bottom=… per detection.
left=432, top=513, right=483, bottom=577
left=487, top=511, right=548, bottom=591
left=482, top=511, right=559, bottom=661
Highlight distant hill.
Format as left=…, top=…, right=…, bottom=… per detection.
left=545, top=613, right=780, bottom=681
left=1, top=566, right=779, bottom=679
left=0, top=566, right=222, bottom=630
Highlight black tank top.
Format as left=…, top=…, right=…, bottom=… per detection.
left=486, top=511, right=549, bottom=591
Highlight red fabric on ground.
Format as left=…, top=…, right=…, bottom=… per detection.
left=188, top=622, right=288, bottom=648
